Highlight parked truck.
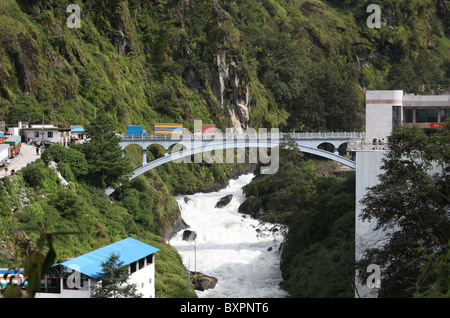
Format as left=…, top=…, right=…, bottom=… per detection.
left=154, top=123, right=183, bottom=135
left=127, top=125, right=148, bottom=135
left=4, top=135, right=21, bottom=158
left=0, top=144, right=9, bottom=167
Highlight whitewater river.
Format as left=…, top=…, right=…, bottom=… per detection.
left=170, top=174, right=289, bottom=298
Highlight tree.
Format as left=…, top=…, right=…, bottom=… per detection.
left=82, top=113, right=133, bottom=188
left=357, top=124, right=450, bottom=297
left=92, top=253, right=142, bottom=298
left=41, top=144, right=89, bottom=180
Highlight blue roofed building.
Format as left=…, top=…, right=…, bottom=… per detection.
left=35, top=237, right=159, bottom=298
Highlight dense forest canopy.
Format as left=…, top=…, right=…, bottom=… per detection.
left=1, top=0, right=449, bottom=133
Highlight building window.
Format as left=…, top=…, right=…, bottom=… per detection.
left=416, top=109, right=427, bottom=123
left=130, top=262, right=136, bottom=273
left=34, top=132, right=39, bottom=138
left=392, top=106, right=401, bottom=129
left=416, top=108, right=438, bottom=123
left=139, top=258, right=145, bottom=270
left=47, top=131, right=53, bottom=138
left=146, top=255, right=153, bottom=264
left=441, top=108, right=450, bottom=123
left=404, top=108, right=413, bottom=123
left=427, top=108, right=438, bottom=122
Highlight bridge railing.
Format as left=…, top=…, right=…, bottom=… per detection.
left=347, top=138, right=388, bottom=150
left=120, top=131, right=366, bottom=141
left=281, top=132, right=365, bottom=140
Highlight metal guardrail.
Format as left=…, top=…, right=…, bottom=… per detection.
left=120, top=132, right=366, bottom=141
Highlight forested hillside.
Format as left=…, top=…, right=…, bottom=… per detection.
left=1, top=0, right=449, bottom=132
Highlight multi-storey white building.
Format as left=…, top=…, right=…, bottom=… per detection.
left=365, top=90, right=450, bottom=143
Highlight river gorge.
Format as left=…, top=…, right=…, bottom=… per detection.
left=170, top=174, right=289, bottom=298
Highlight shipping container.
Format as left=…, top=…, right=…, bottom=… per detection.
left=127, top=125, right=148, bottom=135
left=4, top=135, right=21, bottom=158
left=154, top=123, right=183, bottom=135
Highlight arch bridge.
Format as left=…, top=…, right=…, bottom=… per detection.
left=105, top=131, right=364, bottom=195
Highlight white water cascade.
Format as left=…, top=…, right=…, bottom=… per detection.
left=170, top=174, right=289, bottom=298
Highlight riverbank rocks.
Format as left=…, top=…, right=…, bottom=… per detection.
left=215, top=194, right=233, bottom=208
left=238, top=196, right=261, bottom=216
left=191, top=272, right=218, bottom=291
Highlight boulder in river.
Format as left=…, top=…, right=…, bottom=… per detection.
left=182, top=230, right=197, bottom=242
left=191, top=272, right=218, bottom=291
left=215, top=194, right=233, bottom=208
left=238, top=196, right=262, bottom=216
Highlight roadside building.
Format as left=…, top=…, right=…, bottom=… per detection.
left=35, top=237, right=159, bottom=298
left=21, top=125, right=72, bottom=147
left=70, top=125, right=86, bottom=144
left=365, top=90, right=450, bottom=143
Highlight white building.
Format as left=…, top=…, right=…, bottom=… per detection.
left=70, top=125, right=87, bottom=144
left=365, top=90, right=450, bottom=143
left=35, top=237, right=159, bottom=298
left=21, top=124, right=72, bottom=147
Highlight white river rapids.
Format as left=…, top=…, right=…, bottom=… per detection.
left=170, top=174, right=289, bottom=298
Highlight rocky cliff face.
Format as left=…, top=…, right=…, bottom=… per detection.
left=212, top=51, right=250, bottom=132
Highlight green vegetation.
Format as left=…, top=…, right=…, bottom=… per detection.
left=92, top=253, right=142, bottom=298
left=1, top=0, right=449, bottom=131
left=243, top=142, right=356, bottom=297
left=357, top=124, right=450, bottom=297
left=0, top=127, right=197, bottom=297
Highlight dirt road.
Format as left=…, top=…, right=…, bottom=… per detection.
left=1, top=144, right=41, bottom=178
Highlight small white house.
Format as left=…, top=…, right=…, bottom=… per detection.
left=35, top=237, right=159, bottom=298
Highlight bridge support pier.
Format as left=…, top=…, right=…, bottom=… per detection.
left=355, top=150, right=387, bottom=298
left=143, top=149, right=147, bottom=165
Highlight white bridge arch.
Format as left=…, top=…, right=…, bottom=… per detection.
left=105, top=132, right=362, bottom=195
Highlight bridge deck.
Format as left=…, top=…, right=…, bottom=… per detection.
left=120, top=131, right=365, bottom=141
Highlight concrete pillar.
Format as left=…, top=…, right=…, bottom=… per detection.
left=355, top=150, right=387, bottom=298
left=143, top=148, right=147, bottom=165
